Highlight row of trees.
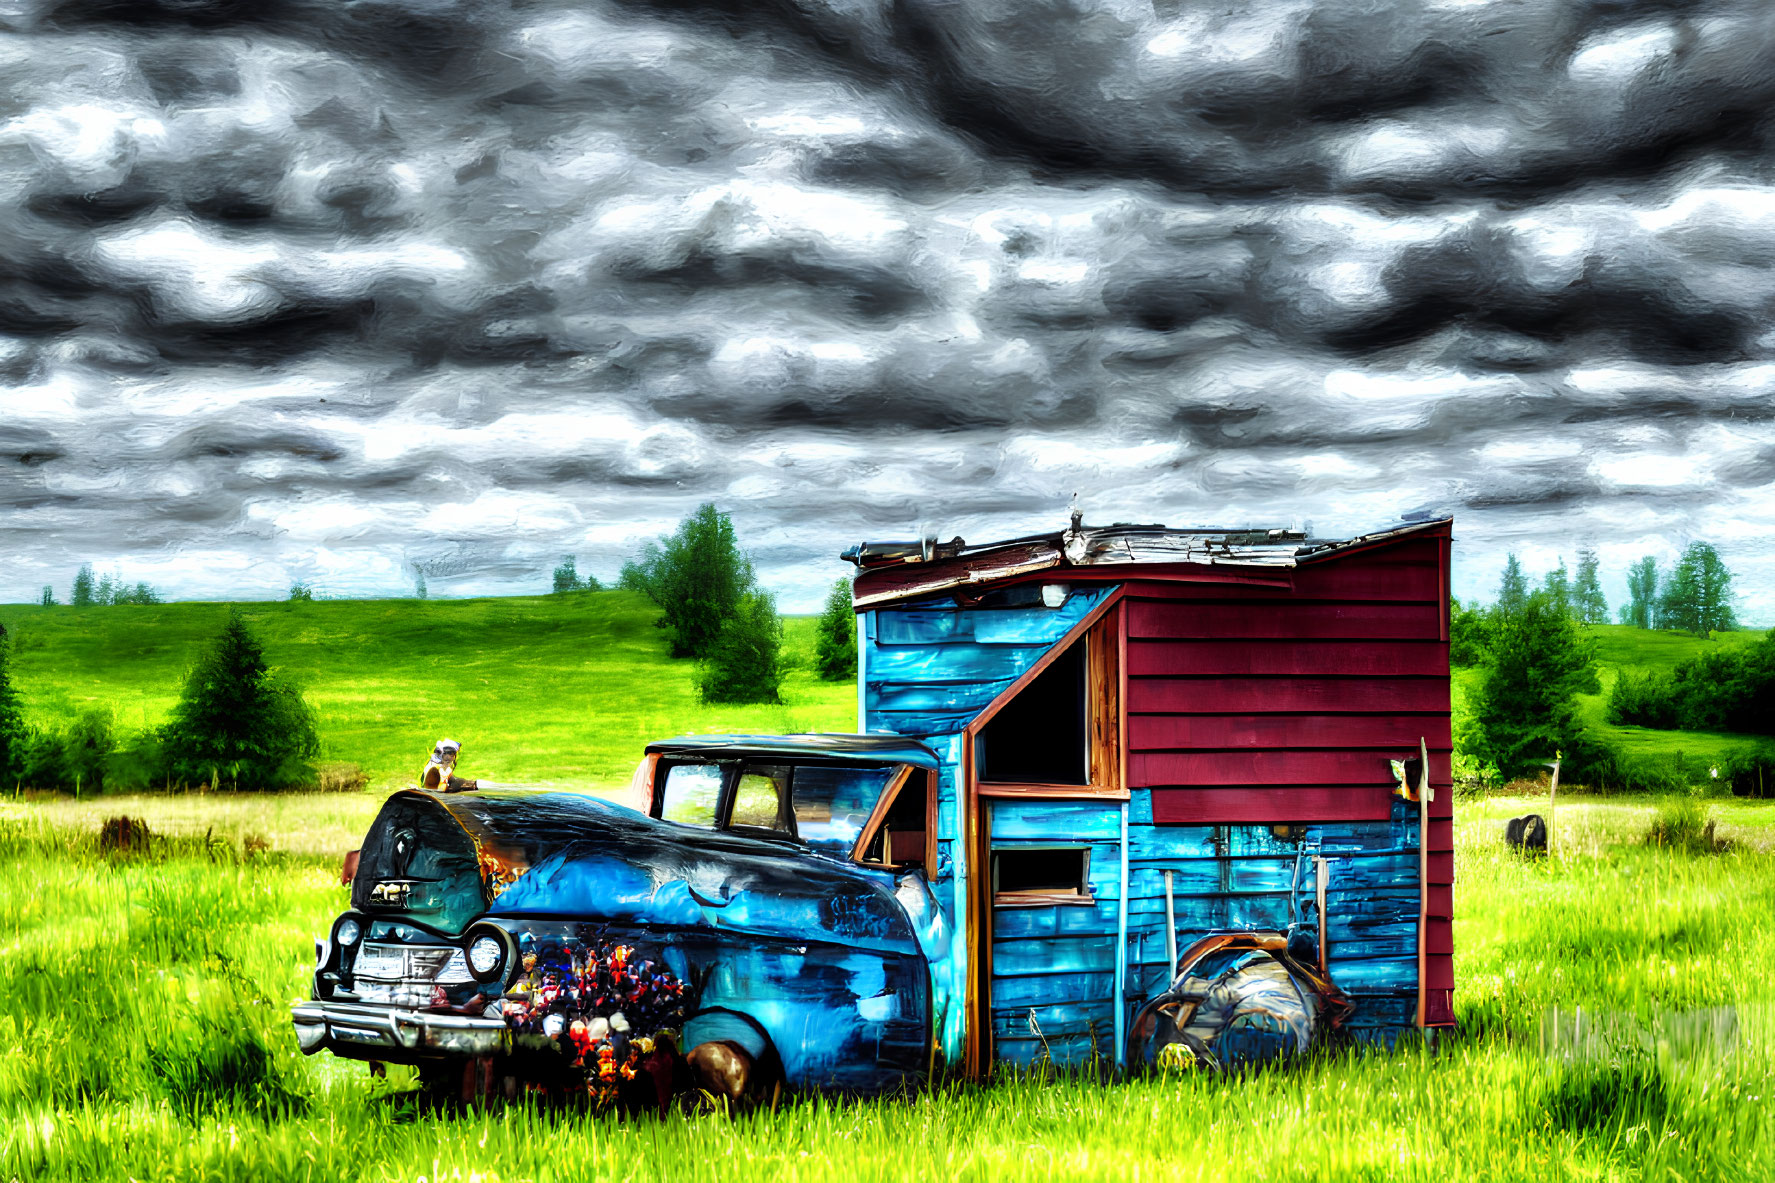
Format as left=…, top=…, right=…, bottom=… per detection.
left=616, top=504, right=856, bottom=704
left=38, top=565, right=163, bottom=607
left=0, top=614, right=320, bottom=793
left=1619, top=544, right=1736, bottom=635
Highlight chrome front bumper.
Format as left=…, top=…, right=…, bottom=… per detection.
left=292, top=1000, right=509, bottom=1059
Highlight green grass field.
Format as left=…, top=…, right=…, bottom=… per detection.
left=0, top=593, right=855, bottom=791
left=1, top=795, right=1770, bottom=1182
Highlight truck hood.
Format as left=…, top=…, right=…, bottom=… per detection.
left=355, top=789, right=919, bottom=955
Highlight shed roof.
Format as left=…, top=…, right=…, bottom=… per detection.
left=644, top=732, right=942, bottom=770
left=844, top=514, right=1452, bottom=609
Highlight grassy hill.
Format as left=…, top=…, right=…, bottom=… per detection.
left=0, top=592, right=855, bottom=791
left=1455, top=623, right=1775, bottom=777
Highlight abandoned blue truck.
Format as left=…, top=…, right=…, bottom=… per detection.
left=293, top=517, right=1455, bottom=1102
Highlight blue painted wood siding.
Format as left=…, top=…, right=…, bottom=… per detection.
left=988, top=793, right=1420, bottom=1067
left=860, top=587, right=1115, bottom=1063
left=861, top=585, right=1425, bottom=1066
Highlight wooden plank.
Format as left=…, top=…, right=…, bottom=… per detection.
left=1129, top=676, right=1448, bottom=714
left=988, top=800, right=1125, bottom=840
left=1287, top=560, right=1443, bottom=601
left=1128, top=639, right=1449, bottom=677
left=1133, top=749, right=1451, bottom=787
left=1127, top=600, right=1443, bottom=641
left=991, top=934, right=1118, bottom=977
left=852, top=541, right=1061, bottom=608
left=1426, top=957, right=1454, bottom=991
left=1150, top=787, right=1395, bottom=823
left=1425, top=917, right=1452, bottom=956
left=990, top=970, right=1114, bottom=1008
left=1325, top=957, right=1416, bottom=992
left=1090, top=603, right=1121, bottom=790
left=1129, top=713, right=1452, bottom=752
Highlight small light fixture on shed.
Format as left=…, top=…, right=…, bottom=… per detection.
left=1040, top=583, right=1069, bottom=608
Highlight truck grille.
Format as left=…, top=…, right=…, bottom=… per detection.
left=350, top=942, right=473, bottom=1005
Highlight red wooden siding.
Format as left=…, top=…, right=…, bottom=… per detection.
left=1127, top=523, right=1455, bottom=1025
left=1150, top=786, right=1395, bottom=823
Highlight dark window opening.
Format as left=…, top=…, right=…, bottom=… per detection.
left=977, top=641, right=1087, bottom=784
left=860, top=770, right=929, bottom=866
left=992, top=847, right=1091, bottom=905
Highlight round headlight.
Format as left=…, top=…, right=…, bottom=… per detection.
left=335, top=917, right=361, bottom=947
left=468, top=934, right=504, bottom=977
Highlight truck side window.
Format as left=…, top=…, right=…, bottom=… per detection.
left=730, top=765, right=792, bottom=834
left=792, top=764, right=897, bottom=856
left=660, top=763, right=723, bottom=828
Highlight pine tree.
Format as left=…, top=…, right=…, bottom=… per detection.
left=1658, top=542, right=1736, bottom=637
left=1542, top=558, right=1570, bottom=617
left=1572, top=548, right=1608, bottom=624
left=698, top=591, right=784, bottom=704
left=0, top=624, right=25, bottom=782
left=70, top=565, right=95, bottom=607
left=160, top=611, right=320, bottom=789
left=1624, top=556, right=1658, bottom=629
left=622, top=504, right=754, bottom=658
left=1475, top=591, right=1600, bottom=777
left=553, top=556, right=585, bottom=593
left=1496, top=554, right=1527, bottom=619
left=815, top=578, right=858, bottom=681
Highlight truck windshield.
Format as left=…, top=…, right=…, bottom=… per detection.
left=791, top=764, right=899, bottom=857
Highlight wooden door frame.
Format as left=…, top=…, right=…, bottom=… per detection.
left=958, top=588, right=1128, bottom=1077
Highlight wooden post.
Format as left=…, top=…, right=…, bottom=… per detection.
left=1547, top=755, right=1561, bottom=858
left=1162, top=870, right=1177, bottom=982
left=1314, top=855, right=1329, bottom=973
left=1415, top=736, right=1431, bottom=1029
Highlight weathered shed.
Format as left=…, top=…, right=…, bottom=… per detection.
left=846, top=514, right=1454, bottom=1074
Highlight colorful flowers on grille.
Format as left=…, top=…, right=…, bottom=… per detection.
left=502, top=936, right=688, bottom=1106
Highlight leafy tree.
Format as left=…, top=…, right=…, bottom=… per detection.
left=58, top=708, right=115, bottom=796
left=0, top=625, right=24, bottom=783
left=95, top=572, right=116, bottom=606
left=1657, top=542, right=1735, bottom=637
left=1474, top=590, right=1600, bottom=778
left=698, top=591, right=784, bottom=704
left=1495, top=554, right=1527, bottom=619
left=70, top=565, right=95, bottom=607
left=1448, top=597, right=1491, bottom=667
left=1622, top=556, right=1658, bottom=629
left=112, top=581, right=161, bottom=606
left=38, top=586, right=54, bottom=607
left=815, top=578, right=858, bottom=681
left=160, top=612, right=320, bottom=790
left=552, top=555, right=600, bottom=594
left=414, top=571, right=428, bottom=600
left=289, top=582, right=315, bottom=602
left=622, top=504, right=755, bottom=659
left=1572, top=548, right=1608, bottom=624
left=1542, top=558, right=1570, bottom=618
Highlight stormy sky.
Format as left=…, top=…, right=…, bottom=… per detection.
left=2, top=0, right=1773, bottom=619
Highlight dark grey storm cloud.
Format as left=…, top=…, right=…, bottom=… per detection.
left=1, top=0, right=1772, bottom=617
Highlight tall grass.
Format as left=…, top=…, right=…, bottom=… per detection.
left=2, top=798, right=1772, bottom=1181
